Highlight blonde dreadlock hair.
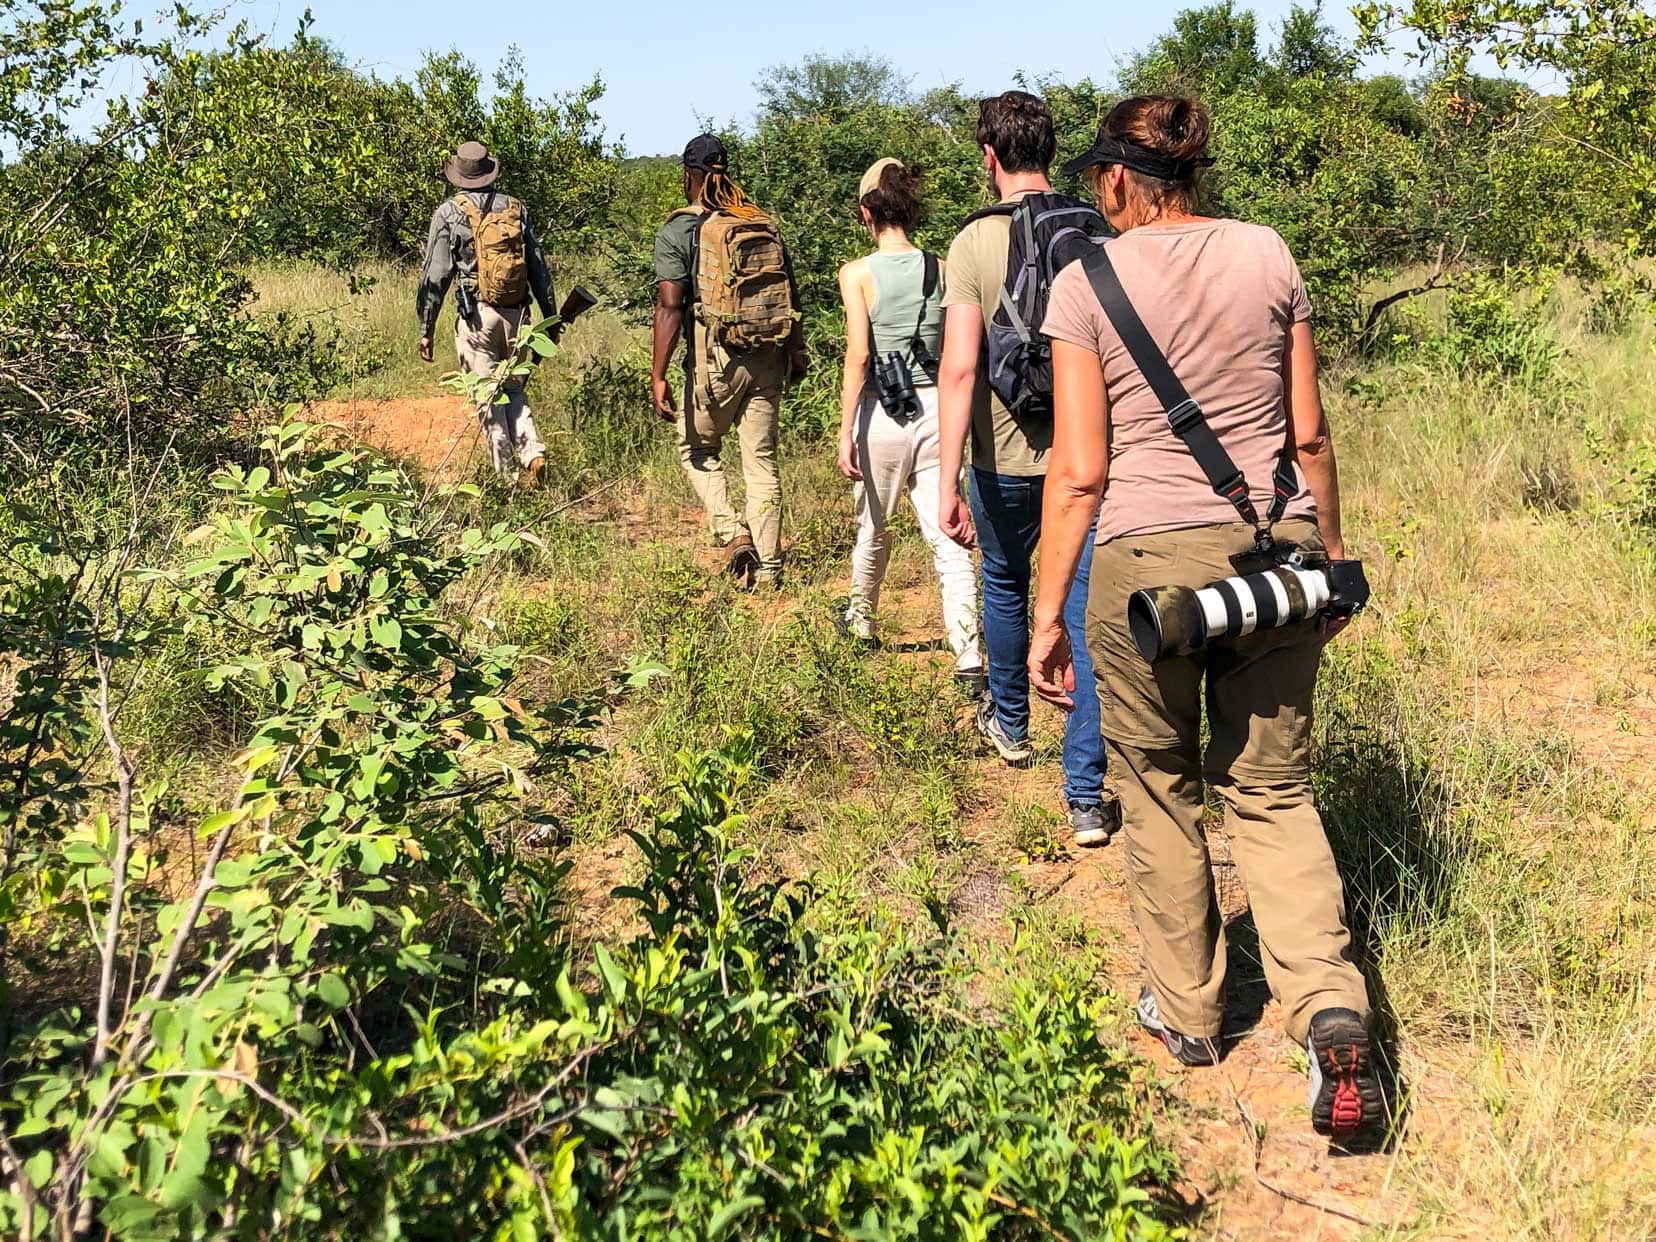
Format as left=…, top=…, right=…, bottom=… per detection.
left=697, top=167, right=767, bottom=221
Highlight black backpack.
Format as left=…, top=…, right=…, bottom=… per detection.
left=963, top=192, right=1113, bottom=419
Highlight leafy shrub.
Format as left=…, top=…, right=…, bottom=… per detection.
left=550, top=346, right=659, bottom=492
left=1614, top=443, right=1656, bottom=534
left=0, top=423, right=1181, bottom=1237
left=1367, top=275, right=1566, bottom=386
left=1436, top=274, right=1565, bottom=383
left=0, top=420, right=602, bottom=1235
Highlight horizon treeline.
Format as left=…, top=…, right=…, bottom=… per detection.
left=0, top=0, right=1643, bottom=455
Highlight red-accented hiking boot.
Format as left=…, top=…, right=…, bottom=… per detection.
left=1307, top=1007, right=1385, bottom=1142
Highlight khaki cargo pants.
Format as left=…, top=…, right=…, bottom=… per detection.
left=456, top=301, right=544, bottom=477
left=676, top=341, right=786, bottom=582
left=1087, top=517, right=1370, bottom=1044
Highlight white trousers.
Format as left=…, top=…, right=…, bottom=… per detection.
left=455, top=301, right=544, bottom=476
left=846, top=388, right=983, bottom=672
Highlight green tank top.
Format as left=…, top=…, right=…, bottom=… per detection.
left=866, top=250, right=943, bottom=386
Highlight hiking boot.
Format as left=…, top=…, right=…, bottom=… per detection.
left=724, top=534, right=759, bottom=588
left=1306, top=1008, right=1385, bottom=1142
left=1136, top=986, right=1219, bottom=1067
left=974, top=694, right=1033, bottom=765
left=953, top=665, right=988, bottom=697
left=523, top=455, right=547, bottom=487
left=1069, top=797, right=1121, bottom=848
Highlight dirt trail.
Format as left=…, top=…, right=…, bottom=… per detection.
left=328, top=403, right=1434, bottom=1237
left=1472, top=663, right=1656, bottom=792
left=873, top=579, right=1416, bottom=1241
left=307, top=395, right=482, bottom=478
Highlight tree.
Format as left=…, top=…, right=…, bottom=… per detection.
left=1359, top=74, right=1426, bottom=136
left=731, top=56, right=983, bottom=333
left=755, top=52, right=910, bottom=119
left=1275, top=4, right=1352, bottom=80
left=1123, top=1, right=1267, bottom=96
left=1357, top=0, right=1656, bottom=252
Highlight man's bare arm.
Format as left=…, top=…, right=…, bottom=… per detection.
left=652, top=279, right=685, bottom=419
left=936, top=303, right=983, bottom=547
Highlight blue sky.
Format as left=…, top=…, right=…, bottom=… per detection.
left=216, top=0, right=1423, bottom=156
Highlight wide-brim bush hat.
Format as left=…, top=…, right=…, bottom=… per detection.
left=444, top=141, right=500, bottom=190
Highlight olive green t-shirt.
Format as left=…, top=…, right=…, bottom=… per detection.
left=653, top=210, right=701, bottom=286
left=942, top=202, right=1052, bottom=477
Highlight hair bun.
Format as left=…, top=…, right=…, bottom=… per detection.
left=880, top=161, right=925, bottom=198
left=1144, top=95, right=1210, bottom=161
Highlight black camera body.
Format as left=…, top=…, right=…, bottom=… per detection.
left=1128, top=536, right=1371, bottom=663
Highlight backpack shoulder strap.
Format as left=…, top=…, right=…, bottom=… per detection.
left=681, top=208, right=703, bottom=372
left=920, top=251, right=940, bottom=299
left=909, top=251, right=941, bottom=346
left=961, top=202, right=1018, bottom=228
left=1080, top=248, right=1263, bottom=530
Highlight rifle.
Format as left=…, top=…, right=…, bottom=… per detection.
left=550, top=285, right=598, bottom=343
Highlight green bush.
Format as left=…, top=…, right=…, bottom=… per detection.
left=0, top=424, right=1182, bottom=1237
left=550, top=346, right=659, bottom=492
left=1438, top=275, right=1565, bottom=383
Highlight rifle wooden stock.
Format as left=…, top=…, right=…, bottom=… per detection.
left=551, top=285, right=598, bottom=343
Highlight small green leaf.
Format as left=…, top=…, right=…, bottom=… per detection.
left=708, top=1195, right=766, bottom=1237
left=315, top=973, right=350, bottom=1008
left=370, top=614, right=403, bottom=648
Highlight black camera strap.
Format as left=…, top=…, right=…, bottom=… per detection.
left=866, top=250, right=940, bottom=394
left=1080, top=248, right=1299, bottom=541
left=912, top=251, right=940, bottom=374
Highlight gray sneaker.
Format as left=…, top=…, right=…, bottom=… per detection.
left=1068, top=798, right=1121, bottom=848
left=974, top=694, right=1033, bottom=764
left=1136, top=986, right=1219, bottom=1066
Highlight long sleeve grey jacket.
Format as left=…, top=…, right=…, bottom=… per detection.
left=416, top=190, right=555, bottom=336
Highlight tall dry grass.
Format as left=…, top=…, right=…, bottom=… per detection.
left=1324, top=289, right=1656, bottom=1238
left=245, top=262, right=1656, bottom=1237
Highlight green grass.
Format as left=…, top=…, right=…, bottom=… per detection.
left=217, top=264, right=1656, bottom=1237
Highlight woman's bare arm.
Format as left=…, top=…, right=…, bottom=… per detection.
left=836, top=261, right=872, bottom=481
left=1284, top=319, right=1343, bottom=558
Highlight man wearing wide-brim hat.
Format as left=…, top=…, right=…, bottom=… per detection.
left=417, top=141, right=558, bottom=483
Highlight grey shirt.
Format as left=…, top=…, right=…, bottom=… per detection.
left=417, top=190, right=555, bottom=336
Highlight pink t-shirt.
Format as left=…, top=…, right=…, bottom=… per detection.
left=1041, top=218, right=1316, bottom=543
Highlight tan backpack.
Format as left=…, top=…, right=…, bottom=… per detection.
left=455, top=193, right=529, bottom=308
left=682, top=206, right=798, bottom=352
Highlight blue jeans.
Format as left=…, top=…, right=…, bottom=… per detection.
left=968, top=468, right=1106, bottom=805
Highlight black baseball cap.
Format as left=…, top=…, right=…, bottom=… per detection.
left=682, top=133, right=728, bottom=171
